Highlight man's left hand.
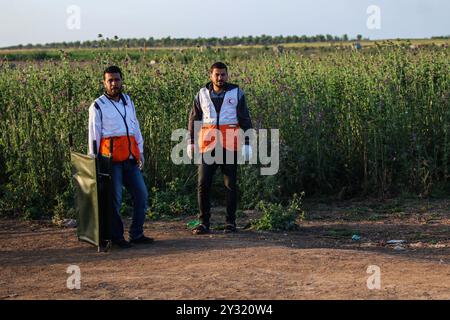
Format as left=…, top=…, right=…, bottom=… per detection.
left=138, top=153, right=145, bottom=170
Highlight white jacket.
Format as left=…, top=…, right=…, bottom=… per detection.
left=198, top=87, right=239, bottom=126
left=88, top=93, right=144, bottom=157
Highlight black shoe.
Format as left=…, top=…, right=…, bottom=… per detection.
left=130, top=235, right=154, bottom=245
left=112, top=239, right=133, bottom=249
left=192, top=224, right=210, bottom=235
left=224, top=224, right=237, bottom=233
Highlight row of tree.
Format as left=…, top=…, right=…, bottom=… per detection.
left=7, top=34, right=368, bottom=50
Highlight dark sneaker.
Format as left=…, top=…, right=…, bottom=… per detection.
left=192, top=224, right=210, bottom=235
left=130, top=235, right=154, bottom=245
left=112, top=239, right=133, bottom=249
left=224, top=224, right=237, bottom=233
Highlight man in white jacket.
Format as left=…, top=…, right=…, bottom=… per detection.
left=187, top=62, right=253, bottom=235
left=88, top=66, right=153, bottom=248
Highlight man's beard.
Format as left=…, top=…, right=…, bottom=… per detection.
left=107, top=87, right=122, bottom=97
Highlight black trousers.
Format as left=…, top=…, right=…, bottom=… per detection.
left=197, top=149, right=238, bottom=227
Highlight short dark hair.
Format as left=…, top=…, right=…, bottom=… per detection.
left=210, top=62, right=228, bottom=73
left=103, top=65, right=123, bottom=79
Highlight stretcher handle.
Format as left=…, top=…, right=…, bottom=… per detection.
left=93, top=140, right=98, bottom=157
left=69, top=133, right=73, bottom=149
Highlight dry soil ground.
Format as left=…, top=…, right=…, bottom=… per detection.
left=1, top=198, right=449, bottom=300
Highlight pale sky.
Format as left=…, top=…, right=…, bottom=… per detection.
left=0, top=0, right=449, bottom=47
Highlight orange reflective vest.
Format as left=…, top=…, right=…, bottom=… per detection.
left=100, top=135, right=140, bottom=163
left=199, top=124, right=241, bottom=153
left=197, top=87, right=241, bottom=153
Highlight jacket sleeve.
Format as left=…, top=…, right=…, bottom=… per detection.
left=237, top=89, right=253, bottom=145
left=188, top=93, right=202, bottom=144
left=88, top=103, right=102, bottom=157
left=130, top=99, right=144, bottom=154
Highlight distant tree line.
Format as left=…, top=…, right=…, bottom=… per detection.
left=431, top=35, right=450, bottom=39
left=5, top=34, right=370, bottom=50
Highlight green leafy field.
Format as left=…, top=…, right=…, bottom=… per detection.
left=0, top=43, right=448, bottom=223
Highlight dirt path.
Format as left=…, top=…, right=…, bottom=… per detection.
left=1, top=199, right=449, bottom=300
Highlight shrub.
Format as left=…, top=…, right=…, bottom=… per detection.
left=147, top=178, right=196, bottom=220
left=252, top=192, right=305, bottom=231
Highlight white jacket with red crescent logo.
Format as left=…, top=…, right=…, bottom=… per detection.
left=198, top=87, right=239, bottom=126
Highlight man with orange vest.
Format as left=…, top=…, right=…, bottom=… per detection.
left=187, top=62, right=253, bottom=235
left=88, top=66, right=153, bottom=248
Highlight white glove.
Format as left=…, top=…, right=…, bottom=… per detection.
left=187, top=144, right=194, bottom=160
left=242, top=144, right=252, bottom=162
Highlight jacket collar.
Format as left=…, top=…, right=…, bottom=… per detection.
left=103, top=92, right=127, bottom=105
left=205, top=82, right=238, bottom=94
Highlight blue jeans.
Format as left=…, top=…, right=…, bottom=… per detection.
left=111, top=159, right=148, bottom=241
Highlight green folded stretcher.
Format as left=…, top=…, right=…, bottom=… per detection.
left=70, top=138, right=113, bottom=252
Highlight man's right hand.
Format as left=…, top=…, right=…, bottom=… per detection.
left=187, top=144, right=195, bottom=160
